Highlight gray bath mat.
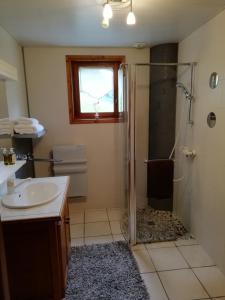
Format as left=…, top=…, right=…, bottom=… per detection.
left=65, top=241, right=149, bottom=300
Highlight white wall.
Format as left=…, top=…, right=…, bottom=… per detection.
left=175, top=9, right=225, bottom=273
left=0, top=25, right=28, bottom=120
left=24, top=47, right=149, bottom=209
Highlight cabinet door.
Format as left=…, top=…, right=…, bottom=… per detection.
left=58, top=198, right=71, bottom=296
left=0, top=219, right=10, bottom=300
left=64, top=199, right=71, bottom=260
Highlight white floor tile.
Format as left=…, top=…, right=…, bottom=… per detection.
left=85, top=209, right=108, bottom=223
left=70, top=224, right=84, bottom=238
left=175, top=238, right=198, bottom=246
left=110, top=221, right=122, bottom=234
left=193, top=266, right=225, bottom=298
left=178, top=245, right=215, bottom=268
left=70, top=211, right=84, bottom=224
left=69, top=203, right=85, bottom=213
left=146, top=241, right=175, bottom=249
left=132, top=244, right=146, bottom=251
left=141, top=272, right=168, bottom=300
left=107, top=208, right=124, bottom=221
left=148, top=247, right=188, bottom=271
left=132, top=249, right=155, bottom=273
left=113, top=234, right=125, bottom=241
left=159, top=269, right=209, bottom=300
left=85, top=221, right=111, bottom=237
left=71, top=238, right=84, bottom=247
left=85, top=235, right=113, bottom=245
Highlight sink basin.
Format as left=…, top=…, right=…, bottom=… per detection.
left=2, top=182, right=60, bottom=209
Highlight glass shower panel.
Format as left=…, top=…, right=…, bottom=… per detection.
left=118, top=65, right=130, bottom=242
left=134, top=66, right=150, bottom=243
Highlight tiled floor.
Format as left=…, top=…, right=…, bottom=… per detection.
left=69, top=206, right=125, bottom=245
left=132, top=240, right=225, bottom=300
left=69, top=205, right=225, bottom=300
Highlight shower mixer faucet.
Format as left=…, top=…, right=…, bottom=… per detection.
left=182, top=147, right=196, bottom=159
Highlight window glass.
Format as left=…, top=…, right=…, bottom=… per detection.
left=79, top=67, right=114, bottom=113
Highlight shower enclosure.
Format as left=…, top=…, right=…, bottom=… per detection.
left=121, top=48, right=196, bottom=245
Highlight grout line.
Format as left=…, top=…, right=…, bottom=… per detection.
left=142, top=244, right=170, bottom=300
left=175, top=244, right=214, bottom=298
left=192, top=269, right=217, bottom=300
left=176, top=246, right=211, bottom=298
left=108, top=220, right=113, bottom=236
left=191, top=265, right=217, bottom=269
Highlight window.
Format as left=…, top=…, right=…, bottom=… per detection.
left=66, top=55, right=125, bottom=124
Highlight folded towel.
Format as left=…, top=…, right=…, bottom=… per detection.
left=0, top=118, right=10, bottom=124
left=0, top=124, right=13, bottom=129
left=14, top=124, right=44, bottom=134
left=0, top=129, right=13, bottom=135
left=0, top=119, right=14, bottom=128
left=16, top=117, right=39, bottom=125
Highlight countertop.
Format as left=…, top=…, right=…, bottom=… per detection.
left=0, top=161, right=26, bottom=185
left=0, top=176, right=69, bottom=222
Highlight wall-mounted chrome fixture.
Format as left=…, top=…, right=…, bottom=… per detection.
left=182, top=147, right=196, bottom=159
left=176, top=81, right=194, bottom=125
left=176, top=82, right=193, bottom=101
left=207, top=112, right=216, bottom=128
left=209, top=72, right=219, bottom=89
left=101, top=0, right=136, bottom=28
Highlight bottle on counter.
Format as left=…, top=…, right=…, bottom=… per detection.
left=2, top=148, right=10, bottom=165
left=7, top=175, right=15, bottom=194
left=9, top=148, right=16, bottom=165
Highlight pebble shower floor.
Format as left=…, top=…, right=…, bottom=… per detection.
left=122, top=206, right=188, bottom=243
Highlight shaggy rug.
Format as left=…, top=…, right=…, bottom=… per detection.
left=65, top=241, right=149, bottom=300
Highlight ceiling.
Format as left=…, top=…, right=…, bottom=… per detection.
left=0, top=0, right=225, bottom=47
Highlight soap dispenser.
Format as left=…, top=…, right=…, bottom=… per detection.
left=7, top=175, right=15, bottom=194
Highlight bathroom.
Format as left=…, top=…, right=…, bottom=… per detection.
left=1, top=1, right=225, bottom=299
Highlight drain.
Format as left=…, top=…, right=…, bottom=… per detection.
left=147, top=221, right=155, bottom=226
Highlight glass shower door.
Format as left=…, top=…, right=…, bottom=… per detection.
left=118, top=64, right=130, bottom=242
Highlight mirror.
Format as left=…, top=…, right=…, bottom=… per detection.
left=209, top=72, right=219, bottom=89
left=207, top=112, right=216, bottom=128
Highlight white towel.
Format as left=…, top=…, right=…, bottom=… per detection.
left=0, top=128, right=13, bottom=135
left=0, top=119, right=14, bottom=127
left=0, top=123, right=14, bottom=135
left=16, top=117, right=39, bottom=125
left=0, top=118, right=10, bottom=124
left=14, top=124, right=44, bottom=134
left=0, top=124, right=13, bottom=129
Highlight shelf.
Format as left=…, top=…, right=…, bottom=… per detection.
left=0, top=160, right=26, bottom=185
left=0, top=134, right=12, bottom=139
left=0, top=129, right=46, bottom=139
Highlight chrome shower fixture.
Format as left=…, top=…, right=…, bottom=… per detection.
left=176, top=82, right=193, bottom=101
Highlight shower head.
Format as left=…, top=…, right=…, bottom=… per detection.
left=176, top=82, right=193, bottom=101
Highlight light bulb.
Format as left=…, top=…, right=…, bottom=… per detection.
left=103, top=3, right=113, bottom=19
left=126, top=11, right=136, bottom=25
left=101, top=18, right=109, bottom=29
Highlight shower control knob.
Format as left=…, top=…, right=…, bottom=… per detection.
left=182, top=147, right=196, bottom=159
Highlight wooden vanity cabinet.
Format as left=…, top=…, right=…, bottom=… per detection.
left=0, top=218, right=10, bottom=300
left=2, top=197, right=71, bottom=300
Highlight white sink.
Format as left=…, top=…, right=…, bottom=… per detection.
left=2, top=182, right=60, bottom=209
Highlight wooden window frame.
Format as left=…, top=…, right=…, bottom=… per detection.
left=66, top=55, right=125, bottom=124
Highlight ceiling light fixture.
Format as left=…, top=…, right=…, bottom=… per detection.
left=103, top=1, right=113, bottom=19
left=126, top=0, right=136, bottom=25
left=101, top=0, right=136, bottom=28
left=102, top=18, right=110, bottom=29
